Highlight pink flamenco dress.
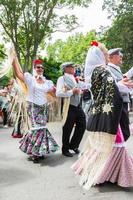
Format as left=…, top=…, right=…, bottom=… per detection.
left=72, top=125, right=133, bottom=189
left=96, top=125, right=133, bottom=187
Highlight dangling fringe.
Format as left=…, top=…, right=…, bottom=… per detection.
left=47, top=95, right=70, bottom=125
left=16, top=78, right=28, bottom=95
left=71, top=132, right=115, bottom=190
left=8, top=88, right=31, bottom=134
left=0, top=61, right=12, bottom=78
left=62, top=98, right=70, bottom=125
left=0, top=48, right=12, bottom=78
left=0, top=45, right=28, bottom=95
left=46, top=92, right=62, bottom=122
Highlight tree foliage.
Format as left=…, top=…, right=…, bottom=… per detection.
left=103, top=0, right=133, bottom=71
left=43, top=57, right=62, bottom=83
left=0, top=0, right=92, bottom=71
left=0, top=68, right=13, bottom=86
left=47, top=30, right=96, bottom=65
left=0, top=44, right=6, bottom=61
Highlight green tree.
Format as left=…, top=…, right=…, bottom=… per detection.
left=0, top=0, right=92, bottom=71
left=43, top=58, right=62, bottom=83
left=46, top=39, right=65, bottom=62
left=47, top=30, right=96, bottom=65
left=0, top=68, right=13, bottom=86
left=0, top=44, right=6, bottom=62
left=103, top=0, right=133, bottom=71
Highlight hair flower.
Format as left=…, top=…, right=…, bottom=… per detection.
left=90, top=41, right=99, bottom=47
left=33, top=59, right=43, bottom=66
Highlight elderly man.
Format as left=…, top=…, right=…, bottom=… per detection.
left=107, top=48, right=132, bottom=141
left=108, top=48, right=123, bottom=80
left=56, top=62, right=86, bottom=157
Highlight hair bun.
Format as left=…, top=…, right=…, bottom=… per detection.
left=90, top=41, right=99, bottom=47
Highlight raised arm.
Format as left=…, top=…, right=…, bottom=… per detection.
left=12, top=56, right=25, bottom=82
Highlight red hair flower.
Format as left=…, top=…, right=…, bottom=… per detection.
left=90, top=41, right=99, bottom=47
left=33, top=59, right=43, bottom=66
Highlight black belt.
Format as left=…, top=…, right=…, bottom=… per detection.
left=70, top=104, right=81, bottom=108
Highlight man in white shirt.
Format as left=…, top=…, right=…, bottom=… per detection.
left=56, top=62, right=86, bottom=157
left=108, top=48, right=123, bottom=81
left=108, top=48, right=131, bottom=141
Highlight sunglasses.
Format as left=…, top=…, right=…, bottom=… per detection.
left=35, top=66, right=44, bottom=69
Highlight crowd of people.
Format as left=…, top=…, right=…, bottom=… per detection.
left=1, top=41, right=133, bottom=190
left=0, top=79, right=15, bottom=128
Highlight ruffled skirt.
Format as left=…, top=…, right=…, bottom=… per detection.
left=96, top=147, right=133, bottom=187
left=72, top=129, right=133, bottom=190
left=71, top=131, right=115, bottom=190
left=19, top=102, right=59, bottom=157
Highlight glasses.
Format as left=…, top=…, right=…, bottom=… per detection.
left=35, top=66, right=44, bottom=69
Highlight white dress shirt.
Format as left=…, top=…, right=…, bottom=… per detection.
left=56, top=74, right=74, bottom=98
left=107, top=62, right=130, bottom=94
left=56, top=73, right=87, bottom=98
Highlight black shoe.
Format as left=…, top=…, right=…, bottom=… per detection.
left=27, top=156, right=33, bottom=161
left=70, top=148, right=80, bottom=154
left=33, top=157, right=40, bottom=163
left=62, top=151, right=73, bottom=157
left=39, top=156, right=45, bottom=160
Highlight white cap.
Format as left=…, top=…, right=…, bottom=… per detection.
left=61, top=62, right=75, bottom=71
left=108, top=48, right=123, bottom=56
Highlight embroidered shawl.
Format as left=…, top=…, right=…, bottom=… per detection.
left=87, top=66, right=123, bottom=135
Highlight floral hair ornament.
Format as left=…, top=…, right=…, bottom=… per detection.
left=33, top=59, right=44, bottom=67
left=90, top=41, right=99, bottom=47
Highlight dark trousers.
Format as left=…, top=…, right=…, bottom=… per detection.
left=120, top=102, right=130, bottom=141
left=62, top=105, right=86, bottom=152
left=2, top=108, right=8, bottom=126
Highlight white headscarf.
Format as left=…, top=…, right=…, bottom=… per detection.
left=32, top=60, right=45, bottom=80
left=84, top=46, right=106, bottom=87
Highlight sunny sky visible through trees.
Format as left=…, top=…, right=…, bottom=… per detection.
left=0, top=0, right=92, bottom=70
left=0, top=0, right=133, bottom=84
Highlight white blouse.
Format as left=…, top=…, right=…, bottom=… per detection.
left=24, top=72, right=54, bottom=105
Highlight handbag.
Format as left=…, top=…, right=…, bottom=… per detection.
left=82, top=89, right=91, bottom=101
